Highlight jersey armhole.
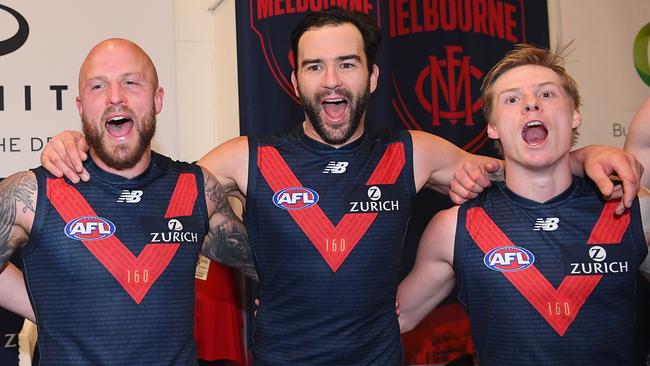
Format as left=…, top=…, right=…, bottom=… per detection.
left=22, top=168, right=49, bottom=255
left=398, top=130, right=417, bottom=200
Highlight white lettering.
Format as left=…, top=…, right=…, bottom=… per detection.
left=570, top=261, right=630, bottom=274
left=3, top=333, right=17, bottom=348
left=348, top=200, right=400, bottom=213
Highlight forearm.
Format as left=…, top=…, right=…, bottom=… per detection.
left=201, top=218, right=258, bottom=281
left=201, top=167, right=258, bottom=281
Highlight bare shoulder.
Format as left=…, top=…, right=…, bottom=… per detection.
left=198, top=136, right=249, bottom=195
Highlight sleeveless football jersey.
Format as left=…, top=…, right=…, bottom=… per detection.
left=455, top=178, right=647, bottom=366
left=24, top=152, right=208, bottom=366
left=246, top=125, right=416, bottom=365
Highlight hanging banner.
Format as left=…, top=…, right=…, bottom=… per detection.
left=235, top=1, right=548, bottom=364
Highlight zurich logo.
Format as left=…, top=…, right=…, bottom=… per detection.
left=272, top=187, right=319, bottom=210
left=64, top=216, right=116, bottom=241
left=484, top=246, right=535, bottom=272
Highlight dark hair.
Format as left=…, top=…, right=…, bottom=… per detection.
left=290, top=6, right=381, bottom=73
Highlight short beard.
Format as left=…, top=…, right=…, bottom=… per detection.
left=82, top=109, right=156, bottom=171
left=299, top=83, right=370, bottom=145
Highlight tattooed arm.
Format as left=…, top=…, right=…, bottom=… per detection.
left=200, top=167, right=258, bottom=281
left=0, top=171, right=37, bottom=320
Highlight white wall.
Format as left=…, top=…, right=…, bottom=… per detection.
left=547, top=0, right=650, bottom=148
left=174, top=0, right=239, bottom=163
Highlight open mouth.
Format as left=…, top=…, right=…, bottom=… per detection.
left=321, top=98, right=349, bottom=121
left=522, top=120, right=548, bottom=146
left=105, top=115, right=134, bottom=138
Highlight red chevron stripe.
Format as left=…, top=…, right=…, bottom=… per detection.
left=48, top=174, right=197, bottom=304
left=466, top=207, right=614, bottom=336
left=587, top=200, right=630, bottom=244
left=258, top=143, right=404, bottom=271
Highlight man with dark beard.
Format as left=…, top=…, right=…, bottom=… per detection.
left=0, top=38, right=255, bottom=366
left=39, top=9, right=643, bottom=366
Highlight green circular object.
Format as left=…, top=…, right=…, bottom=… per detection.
left=633, top=22, right=650, bottom=86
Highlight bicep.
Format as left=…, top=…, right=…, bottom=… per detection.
left=198, top=136, right=249, bottom=196
left=398, top=208, right=458, bottom=328
left=410, top=130, right=467, bottom=190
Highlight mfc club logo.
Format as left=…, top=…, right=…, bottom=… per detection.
left=484, top=246, right=535, bottom=272
left=273, top=187, right=319, bottom=210
left=64, top=216, right=116, bottom=241
left=0, top=5, right=29, bottom=56
left=392, top=45, right=489, bottom=152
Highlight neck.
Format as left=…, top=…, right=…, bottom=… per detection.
left=504, top=157, right=573, bottom=202
left=89, top=149, right=152, bottom=179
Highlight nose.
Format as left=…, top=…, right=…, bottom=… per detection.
left=523, top=99, right=541, bottom=113
left=108, top=83, right=125, bottom=105
left=321, top=66, right=341, bottom=89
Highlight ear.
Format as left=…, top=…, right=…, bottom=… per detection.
left=369, top=64, right=379, bottom=93
left=291, top=71, right=300, bottom=98
left=571, top=108, right=582, bottom=129
left=154, top=86, right=164, bottom=114
left=487, top=122, right=499, bottom=139
left=76, top=96, right=83, bottom=119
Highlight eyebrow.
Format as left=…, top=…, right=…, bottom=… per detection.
left=300, top=54, right=362, bottom=68
left=497, top=81, right=559, bottom=97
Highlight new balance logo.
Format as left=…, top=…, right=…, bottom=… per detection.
left=533, top=217, right=559, bottom=231
left=322, top=161, right=348, bottom=174
left=117, top=190, right=143, bottom=203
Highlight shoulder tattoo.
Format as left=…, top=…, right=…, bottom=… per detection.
left=0, top=172, right=36, bottom=265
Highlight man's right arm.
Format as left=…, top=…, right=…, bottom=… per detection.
left=397, top=206, right=458, bottom=333
left=0, top=172, right=37, bottom=320
left=624, top=97, right=650, bottom=188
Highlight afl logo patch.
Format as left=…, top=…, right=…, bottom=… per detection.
left=64, top=216, right=116, bottom=241
left=272, top=187, right=319, bottom=210
left=484, top=246, right=535, bottom=272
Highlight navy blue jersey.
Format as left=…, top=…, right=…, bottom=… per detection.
left=246, top=125, right=416, bottom=365
left=455, top=178, right=648, bottom=366
left=24, top=152, right=208, bottom=366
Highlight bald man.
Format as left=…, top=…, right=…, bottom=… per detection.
left=0, top=38, right=255, bottom=366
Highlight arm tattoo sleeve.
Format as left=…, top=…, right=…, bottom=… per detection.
left=0, top=172, right=35, bottom=269
left=201, top=169, right=258, bottom=281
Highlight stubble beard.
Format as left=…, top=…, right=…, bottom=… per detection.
left=299, top=82, right=370, bottom=145
left=82, top=107, right=156, bottom=171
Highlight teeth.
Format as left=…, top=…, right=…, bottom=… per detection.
left=323, top=99, right=344, bottom=104
left=526, top=121, right=543, bottom=127
left=108, top=116, right=128, bottom=123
